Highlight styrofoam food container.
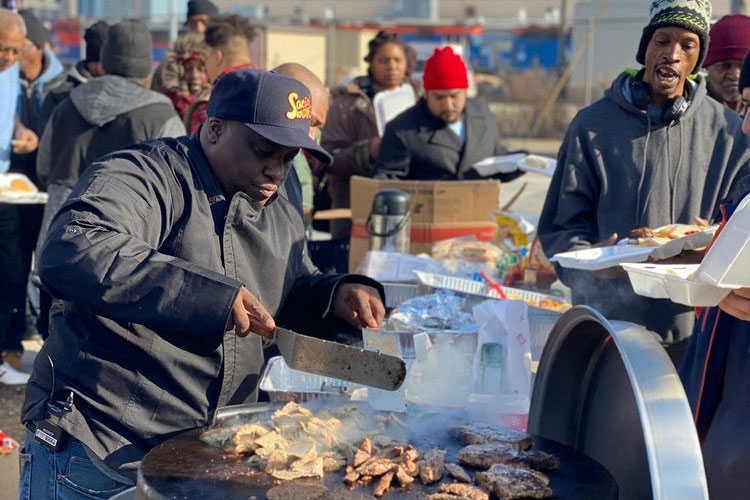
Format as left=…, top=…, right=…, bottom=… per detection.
left=0, top=173, right=47, bottom=204
left=621, top=263, right=734, bottom=307
left=693, top=194, right=750, bottom=288
left=552, top=245, right=654, bottom=271
left=623, top=192, right=750, bottom=307
left=517, top=154, right=557, bottom=177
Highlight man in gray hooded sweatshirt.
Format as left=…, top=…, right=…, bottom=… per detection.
left=539, top=0, right=750, bottom=355
left=33, top=19, right=185, bottom=336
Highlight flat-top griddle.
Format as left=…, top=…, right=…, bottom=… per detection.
left=136, top=403, right=617, bottom=500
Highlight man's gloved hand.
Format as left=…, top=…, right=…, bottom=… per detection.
left=333, top=283, right=385, bottom=329
left=227, top=286, right=276, bottom=338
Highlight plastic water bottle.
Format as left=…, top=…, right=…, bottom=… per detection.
left=478, top=343, right=504, bottom=395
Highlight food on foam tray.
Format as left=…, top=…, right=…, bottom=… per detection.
left=201, top=402, right=560, bottom=499
left=630, top=224, right=707, bottom=246
left=0, top=177, right=35, bottom=193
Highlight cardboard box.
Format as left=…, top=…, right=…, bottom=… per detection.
left=349, top=176, right=500, bottom=271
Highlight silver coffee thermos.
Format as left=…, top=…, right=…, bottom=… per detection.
left=366, top=189, right=411, bottom=253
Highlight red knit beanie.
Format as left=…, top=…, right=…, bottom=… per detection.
left=704, top=14, right=750, bottom=68
left=423, top=47, right=469, bottom=91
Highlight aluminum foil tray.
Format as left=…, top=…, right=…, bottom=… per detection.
left=259, top=356, right=362, bottom=402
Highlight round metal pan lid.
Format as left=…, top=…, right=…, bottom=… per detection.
left=529, top=306, right=708, bottom=500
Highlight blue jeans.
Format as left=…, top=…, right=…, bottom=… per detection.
left=18, top=429, right=131, bottom=499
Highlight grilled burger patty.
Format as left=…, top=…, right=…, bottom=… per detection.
left=456, top=424, right=532, bottom=450
left=457, top=443, right=559, bottom=471
left=476, top=464, right=553, bottom=500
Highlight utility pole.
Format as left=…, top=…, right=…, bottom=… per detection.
left=169, top=0, right=179, bottom=45
left=732, top=0, right=750, bottom=14
left=557, top=0, right=569, bottom=74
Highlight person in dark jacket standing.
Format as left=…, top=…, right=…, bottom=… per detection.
left=1, top=9, right=64, bottom=371
left=538, top=0, right=750, bottom=353
left=41, top=20, right=109, bottom=122
left=322, top=31, right=412, bottom=239
left=374, top=46, right=520, bottom=183
left=32, top=19, right=185, bottom=339
left=680, top=52, right=750, bottom=500
left=19, top=68, right=385, bottom=498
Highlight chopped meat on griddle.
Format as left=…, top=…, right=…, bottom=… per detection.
left=354, top=448, right=372, bottom=468
left=418, top=448, right=446, bottom=485
left=254, top=431, right=291, bottom=452
left=395, top=464, right=415, bottom=486
left=457, top=443, right=559, bottom=471
left=356, top=457, right=396, bottom=477
left=344, top=469, right=361, bottom=485
left=374, top=470, right=395, bottom=498
left=457, top=424, right=532, bottom=450
left=265, top=481, right=327, bottom=500
left=475, top=464, right=553, bottom=500
left=445, top=463, right=473, bottom=483
left=359, top=437, right=373, bottom=455
left=425, top=494, right=474, bottom=500
left=437, top=482, right=489, bottom=500
left=229, top=423, right=269, bottom=454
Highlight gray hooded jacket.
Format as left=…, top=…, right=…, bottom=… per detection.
left=539, top=72, right=750, bottom=343
left=33, top=76, right=186, bottom=286
left=36, top=75, right=185, bottom=190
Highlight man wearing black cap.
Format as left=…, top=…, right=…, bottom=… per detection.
left=539, top=0, right=750, bottom=356
left=32, top=19, right=184, bottom=340
left=41, top=20, right=109, bottom=122
left=186, top=0, right=218, bottom=34
left=19, top=68, right=385, bottom=497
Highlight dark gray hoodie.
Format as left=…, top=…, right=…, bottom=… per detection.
left=539, top=72, right=750, bottom=343
left=36, top=75, right=185, bottom=190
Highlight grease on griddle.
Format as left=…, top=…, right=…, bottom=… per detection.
left=265, top=481, right=327, bottom=500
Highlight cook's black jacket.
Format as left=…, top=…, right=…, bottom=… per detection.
left=22, top=136, right=382, bottom=478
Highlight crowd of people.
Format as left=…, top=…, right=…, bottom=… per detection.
left=0, top=0, right=749, bottom=498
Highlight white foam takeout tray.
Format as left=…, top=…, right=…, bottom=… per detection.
left=621, top=193, right=750, bottom=307
left=551, top=228, right=716, bottom=271
left=0, top=173, right=48, bottom=204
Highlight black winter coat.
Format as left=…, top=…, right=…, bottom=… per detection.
left=22, top=136, right=381, bottom=479
left=373, top=97, right=521, bottom=182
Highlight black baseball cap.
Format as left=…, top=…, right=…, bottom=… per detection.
left=207, top=68, right=333, bottom=166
